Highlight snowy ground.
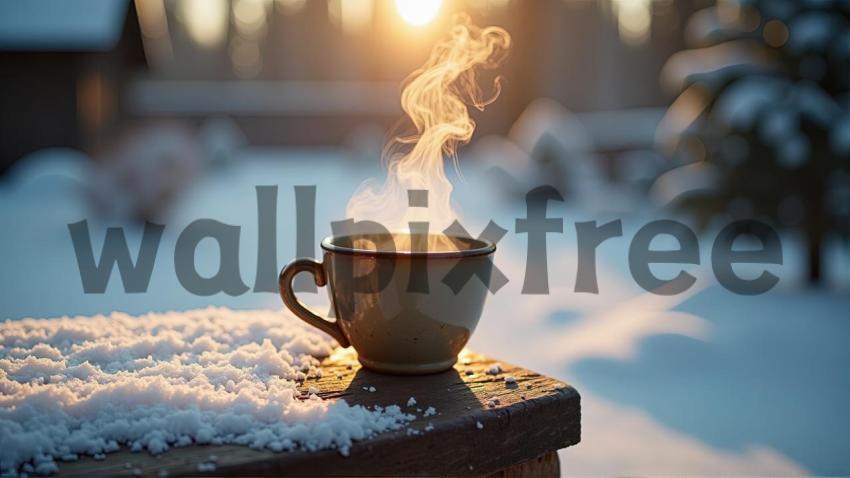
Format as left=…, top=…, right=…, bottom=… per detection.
left=1, top=149, right=849, bottom=475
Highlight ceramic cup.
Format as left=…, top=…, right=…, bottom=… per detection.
left=279, top=233, right=495, bottom=374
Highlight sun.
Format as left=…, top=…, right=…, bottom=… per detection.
left=394, top=0, right=442, bottom=27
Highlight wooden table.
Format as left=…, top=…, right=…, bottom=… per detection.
left=59, top=350, right=581, bottom=477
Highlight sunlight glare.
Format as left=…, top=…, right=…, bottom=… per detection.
left=395, top=0, right=442, bottom=27
left=611, top=0, right=652, bottom=46
left=178, top=0, right=228, bottom=49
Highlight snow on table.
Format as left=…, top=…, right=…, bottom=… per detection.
left=55, top=348, right=579, bottom=476
left=0, top=308, right=414, bottom=476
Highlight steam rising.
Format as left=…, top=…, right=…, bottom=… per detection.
left=345, top=17, right=510, bottom=250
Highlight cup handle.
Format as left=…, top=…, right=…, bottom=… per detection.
left=279, top=258, right=350, bottom=348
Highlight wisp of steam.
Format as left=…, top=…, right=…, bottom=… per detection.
left=345, top=17, right=511, bottom=251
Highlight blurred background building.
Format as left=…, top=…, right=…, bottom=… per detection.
left=0, top=0, right=144, bottom=170
left=0, top=0, right=712, bottom=173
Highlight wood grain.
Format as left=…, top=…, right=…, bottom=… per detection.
left=58, top=350, right=580, bottom=477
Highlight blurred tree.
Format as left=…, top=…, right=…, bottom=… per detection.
left=657, top=0, right=850, bottom=284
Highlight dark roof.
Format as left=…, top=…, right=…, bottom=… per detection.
left=0, top=0, right=130, bottom=51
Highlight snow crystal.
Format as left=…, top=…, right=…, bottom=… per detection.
left=423, top=407, right=436, bottom=417
left=406, top=397, right=416, bottom=407
left=0, top=307, right=414, bottom=475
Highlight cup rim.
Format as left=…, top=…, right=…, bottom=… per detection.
left=320, top=233, right=495, bottom=259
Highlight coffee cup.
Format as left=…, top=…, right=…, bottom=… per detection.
left=279, top=232, right=494, bottom=374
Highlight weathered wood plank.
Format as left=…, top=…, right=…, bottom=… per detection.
left=58, top=350, right=580, bottom=477
left=483, top=451, right=560, bottom=478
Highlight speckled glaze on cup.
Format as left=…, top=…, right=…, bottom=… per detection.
left=279, top=233, right=494, bottom=374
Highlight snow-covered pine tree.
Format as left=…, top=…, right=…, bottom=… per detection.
left=657, top=0, right=850, bottom=283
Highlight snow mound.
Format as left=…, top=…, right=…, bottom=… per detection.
left=0, top=307, right=413, bottom=475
